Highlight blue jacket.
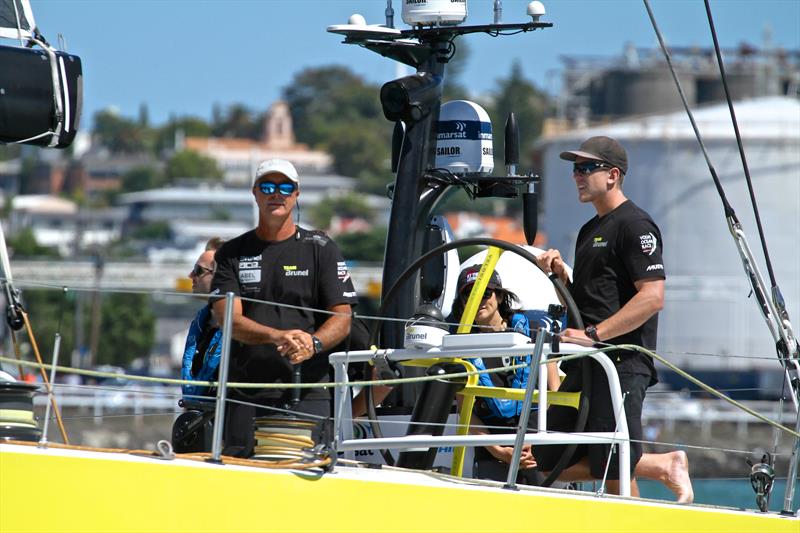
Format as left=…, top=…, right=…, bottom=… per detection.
left=181, top=305, right=222, bottom=400
left=468, top=311, right=560, bottom=420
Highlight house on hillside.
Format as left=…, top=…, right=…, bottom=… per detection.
left=183, top=101, right=332, bottom=185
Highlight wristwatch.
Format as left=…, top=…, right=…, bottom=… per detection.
left=584, top=325, right=601, bottom=343
left=311, top=335, right=324, bottom=354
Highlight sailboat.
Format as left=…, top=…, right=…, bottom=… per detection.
left=1, top=1, right=798, bottom=532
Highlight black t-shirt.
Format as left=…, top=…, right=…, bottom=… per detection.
left=211, top=227, right=358, bottom=400
left=568, top=200, right=665, bottom=382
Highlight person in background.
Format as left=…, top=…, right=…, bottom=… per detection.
left=181, top=237, right=225, bottom=402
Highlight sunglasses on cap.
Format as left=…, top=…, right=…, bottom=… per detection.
left=191, top=264, right=213, bottom=277
left=258, top=181, right=297, bottom=196
left=573, top=161, right=612, bottom=176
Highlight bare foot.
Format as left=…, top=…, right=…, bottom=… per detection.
left=664, top=451, right=694, bottom=504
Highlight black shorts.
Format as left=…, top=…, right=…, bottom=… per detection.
left=533, top=364, right=649, bottom=480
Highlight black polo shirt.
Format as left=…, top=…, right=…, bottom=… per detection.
left=568, top=200, right=665, bottom=382
left=211, top=227, right=358, bottom=400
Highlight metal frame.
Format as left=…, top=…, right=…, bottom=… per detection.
left=330, top=337, right=632, bottom=496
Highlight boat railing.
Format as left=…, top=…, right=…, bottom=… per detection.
left=329, top=330, right=633, bottom=496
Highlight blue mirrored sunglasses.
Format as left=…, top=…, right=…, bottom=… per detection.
left=573, top=161, right=612, bottom=176
left=258, top=181, right=297, bottom=196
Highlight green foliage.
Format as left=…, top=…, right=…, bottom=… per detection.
left=0, top=144, right=21, bottom=161
left=442, top=40, right=470, bottom=102
left=121, top=165, right=166, bottom=193
left=308, top=193, right=375, bottom=230
left=284, top=66, right=383, bottom=146
left=156, top=116, right=212, bottom=153
left=93, top=109, right=153, bottom=153
left=20, top=289, right=156, bottom=369
left=129, top=221, right=171, bottom=241
left=7, top=228, right=59, bottom=258
left=434, top=188, right=499, bottom=216
left=165, top=150, right=223, bottom=180
left=95, top=293, right=156, bottom=367
left=19, top=288, right=78, bottom=368
left=487, top=61, right=550, bottom=174
left=284, top=66, right=393, bottom=193
left=211, top=103, right=262, bottom=139
left=335, top=226, right=387, bottom=263
left=325, top=122, right=393, bottom=194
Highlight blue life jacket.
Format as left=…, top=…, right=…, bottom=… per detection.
left=468, top=311, right=561, bottom=421
left=181, top=305, right=222, bottom=400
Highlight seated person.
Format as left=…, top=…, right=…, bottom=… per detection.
left=451, top=266, right=560, bottom=485
left=181, top=239, right=225, bottom=403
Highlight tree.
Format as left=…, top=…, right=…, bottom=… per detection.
left=284, top=66, right=384, bottom=147
left=121, top=166, right=166, bottom=193
left=335, top=226, right=388, bottom=263
left=325, top=121, right=393, bottom=194
left=18, top=289, right=155, bottom=370
left=155, top=116, right=212, bottom=153
left=165, top=150, right=223, bottom=180
left=487, top=61, right=551, bottom=176
left=308, top=193, right=375, bottom=230
left=93, top=109, right=153, bottom=153
left=95, top=293, right=155, bottom=367
left=283, top=66, right=393, bottom=193
left=7, top=227, right=59, bottom=258
left=211, top=103, right=261, bottom=139
left=129, top=221, right=171, bottom=241
left=442, top=40, right=470, bottom=102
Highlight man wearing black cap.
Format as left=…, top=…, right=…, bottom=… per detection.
left=533, top=136, right=682, bottom=497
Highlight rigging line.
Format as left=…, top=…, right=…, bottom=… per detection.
left=597, top=391, right=629, bottom=497
left=348, top=414, right=787, bottom=457
left=622, top=343, right=799, bottom=439
left=19, top=310, right=69, bottom=444
left=659, top=350, right=785, bottom=361
left=0, top=354, right=528, bottom=389
left=703, top=0, right=776, bottom=287
left=537, top=428, right=783, bottom=457
left=46, top=411, right=182, bottom=422
left=549, top=338, right=799, bottom=437
left=641, top=0, right=736, bottom=220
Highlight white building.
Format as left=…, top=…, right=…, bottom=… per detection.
left=538, top=96, right=800, bottom=371
left=9, top=195, right=126, bottom=256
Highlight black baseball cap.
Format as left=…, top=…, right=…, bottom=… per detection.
left=559, top=136, right=628, bottom=175
left=457, top=266, right=502, bottom=295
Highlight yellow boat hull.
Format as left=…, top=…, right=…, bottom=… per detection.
left=1, top=443, right=796, bottom=533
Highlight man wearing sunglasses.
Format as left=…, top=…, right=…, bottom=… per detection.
left=210, top=158, right=357, bottom=454
left=533, top=136, right=692, bottom=502
left=180, top=237, right=226, bottom=405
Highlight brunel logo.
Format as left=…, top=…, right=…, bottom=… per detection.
left=283, top=265, right=309, bottom=277
left=593, top=236, right=608, bottom=248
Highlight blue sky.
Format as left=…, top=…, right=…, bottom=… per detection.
left=28, top=0, right=800, bottom=126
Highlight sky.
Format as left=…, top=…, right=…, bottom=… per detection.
left=24, top=0, right=800, bottom=126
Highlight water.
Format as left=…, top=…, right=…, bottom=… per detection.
left=637, top=478, right=799, bottom=512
